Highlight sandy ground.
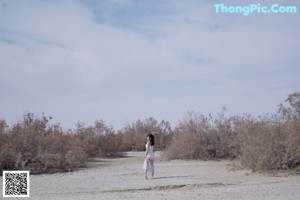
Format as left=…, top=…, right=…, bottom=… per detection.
left=1, top=151, right=300, bottom=200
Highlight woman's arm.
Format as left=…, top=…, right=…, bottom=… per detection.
left=145, top=141, right=149, bottom=158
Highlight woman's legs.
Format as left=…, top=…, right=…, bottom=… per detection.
left=144, top=158, right=155, bottom=179
left=144, top=169, right=148, bottom=180
left=149, top=159, right=154, bottom=178
left=144, top=158, right=149, bottom=180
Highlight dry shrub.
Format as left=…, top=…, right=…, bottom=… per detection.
left=74, top=122, right=102, bottom=157
left=0, top=120, right=13, bottom=171
left=163, top=110, right=241, bottom=160
left=284, top=120, right=300, bottom=170
left=94, top=120, right=124, bottom=156
left=120, top=118, right=173, bottom=151
left=164, top=91, right=300, bottom=172
left=73, top=120, right=125, bottom=157
left=240, top=118, right=300, bottom=171
left=0, top=113, right=87, bottom=174
left=240, top=91, right=300, bottom=171
left=164, top=111, right=300, bottom=171
left=1, top=91, right=299, bottom=173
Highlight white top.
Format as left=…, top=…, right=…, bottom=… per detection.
left=146, top=143, right=155, bottom=160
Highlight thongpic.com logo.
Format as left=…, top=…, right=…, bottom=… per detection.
left=214, top=3, right=297, bottom=16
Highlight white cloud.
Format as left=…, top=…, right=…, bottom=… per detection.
left=0, top=0, right=299, bottom=129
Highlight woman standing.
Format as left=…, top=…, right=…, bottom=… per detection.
left=143, top=134, right=155, bottom=180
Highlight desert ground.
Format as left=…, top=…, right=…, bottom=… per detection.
left=1, top=151, right=300, bottom=200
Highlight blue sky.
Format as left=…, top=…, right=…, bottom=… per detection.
left=0, top=0, right=299, bottom=129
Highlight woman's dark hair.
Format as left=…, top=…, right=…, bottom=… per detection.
left=147, top=134, right=155, bottom=146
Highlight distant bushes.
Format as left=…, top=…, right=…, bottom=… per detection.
left=240, top=116, right=300, bottom=171
left=163, top=111, right=300, bottom=171
left=70, top=117, right=173, bottom=157
left=119, top=118, right=173, bottom=151
left=0, top=113, right=86, bottom=174
left=0, top=115, right=173, bottom=174
left=236, top=91, right=300, bottom=171
left=163, top=91, right=300, bottom=172
left=162, top=109, right=246, bottom=160
left=72, top=120, right=124, bottom=157
left=1, top=91, right=299, bottom=173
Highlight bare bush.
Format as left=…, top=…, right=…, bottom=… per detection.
left=74, top=122, right=102, bottom=157
left=73, top=120, right=124, bottom=157
left=240, top=116, right=300, bottom=171
left=0, top=120, right=13, bottom=172
left=163, top=110, right=242, bottom=160
left=164, top=92, right=300, bottom=172
left=120, top=118, right=173, bottom=151
left=0, top=113, right=87, bottom=174
left=1, top=91, right=299, bottom=173
left=278, top=91, right=300, bottom=121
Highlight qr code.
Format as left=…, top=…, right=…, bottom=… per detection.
left=3, top=171, right=30, bottom=197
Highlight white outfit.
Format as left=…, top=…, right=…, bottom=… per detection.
left=142, top=144, right=155, bottom=171
left=147, top=145, right=155, bottom=160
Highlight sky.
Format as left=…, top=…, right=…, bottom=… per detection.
left=0, top=0, right=299, bottom=130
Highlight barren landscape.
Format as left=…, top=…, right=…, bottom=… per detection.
left=1, top=1, right=300, bottom=199
left=1, top=151, right=299, bottom=200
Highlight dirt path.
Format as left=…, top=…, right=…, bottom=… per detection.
left=1, top=152, right=300, bottom=199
